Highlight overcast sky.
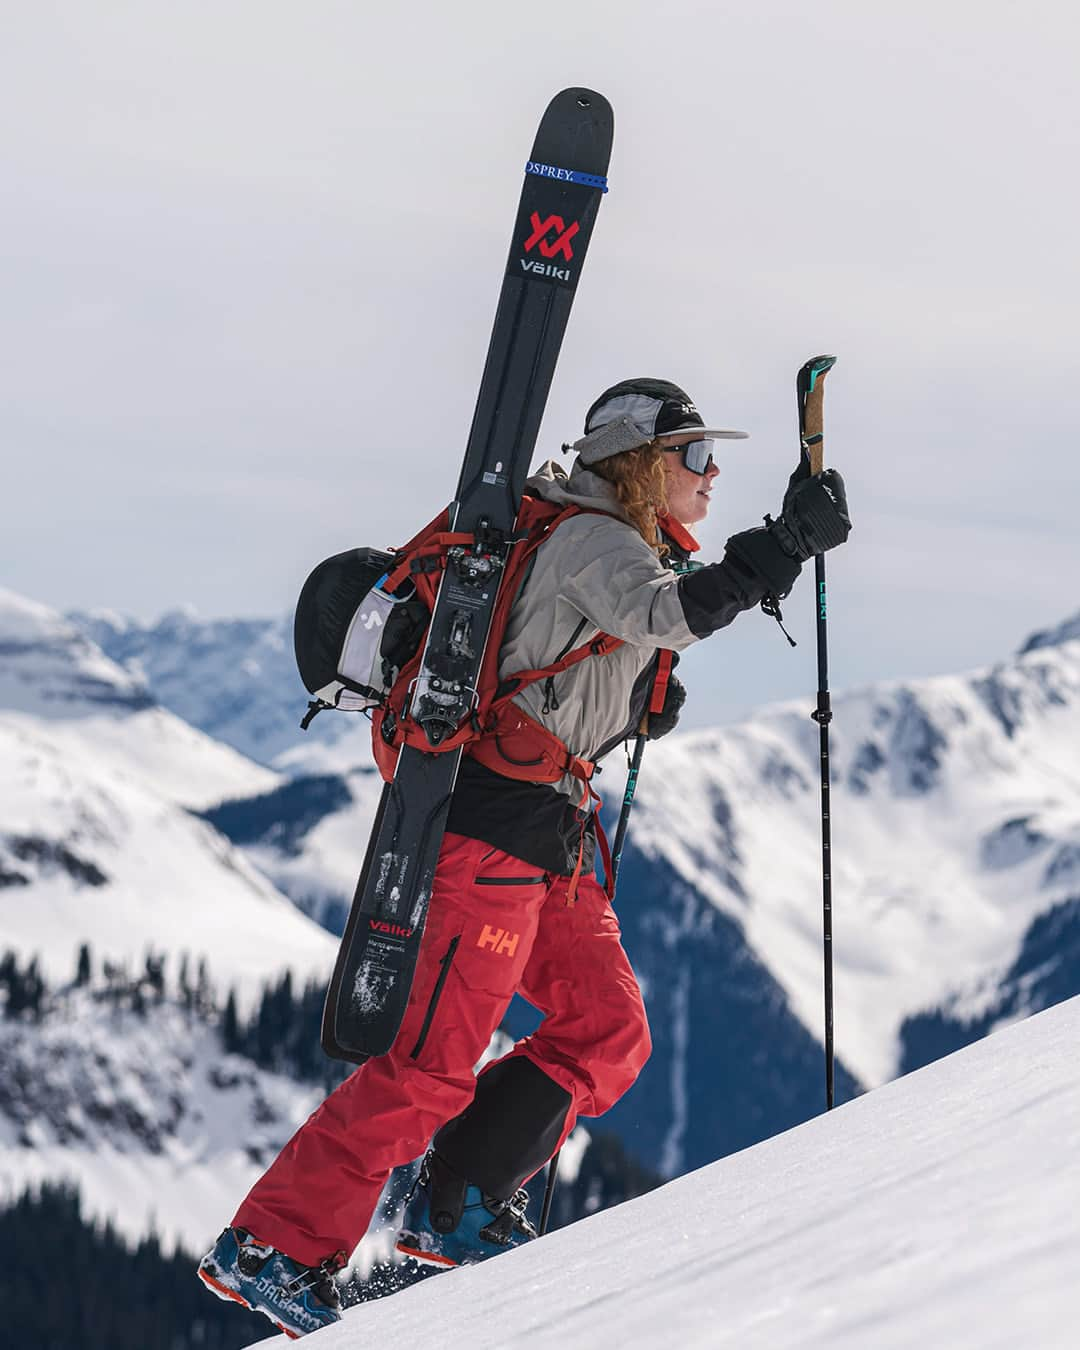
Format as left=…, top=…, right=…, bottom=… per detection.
left=3, top=1, right=1078, bottom=726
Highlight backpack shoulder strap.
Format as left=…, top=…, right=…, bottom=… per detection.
left=489, top=497, right=626, bottom=703
left=649, top=650, right=676, bottom=714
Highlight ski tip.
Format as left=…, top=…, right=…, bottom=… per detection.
left=553, top=86, right=611, bottom=114
left=533, top=88, right=614, bottom=176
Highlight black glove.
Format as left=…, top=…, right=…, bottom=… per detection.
left=724, top=465, right=850, bottom=602
left=646, top=673, right=685, bottom=740
left=770, top=466, right=852, bottom=562
left=723, top=527, right=803, bottom=600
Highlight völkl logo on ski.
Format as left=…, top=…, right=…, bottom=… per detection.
left=523, top=211, right=580, bottom=260
left=369, top=918, right=414, bottom=939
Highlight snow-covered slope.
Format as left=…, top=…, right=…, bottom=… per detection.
left=200, top=767, right=388, bottom=933
left=0, top=590, right=336, bottom=997
left=285, top=994, right=1080, bottom=1350
left=0, top=715, right=335, bottom=995
left=0, top=590, right=349, bottom=1287
left=2, top=588, right=278, bottom=808
left=0, top=985, right=323, bottom=1254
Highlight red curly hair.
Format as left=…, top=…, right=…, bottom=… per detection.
left=589, top=441, right=669, bottom=552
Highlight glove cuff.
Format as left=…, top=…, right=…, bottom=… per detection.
left=765, top=513, right=802, bottom=560
left=725, top=526, right=802, bottom=600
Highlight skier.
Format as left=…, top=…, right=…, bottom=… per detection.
left=197, top=377, right=851, bottom=1337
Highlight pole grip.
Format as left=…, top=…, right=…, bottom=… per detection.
left=797, top=354, right=835, bottom=476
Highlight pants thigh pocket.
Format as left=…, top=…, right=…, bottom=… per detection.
left=409, top=934, right=461, bottom=1059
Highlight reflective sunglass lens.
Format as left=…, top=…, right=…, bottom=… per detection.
left=682, top=440, right=714, bottom=474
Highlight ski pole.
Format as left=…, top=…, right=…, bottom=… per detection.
left=611, top=733, right=646, bottom=878
left=796, top=354, right=837, bottom=1111
left=537, top=1144, right=560, bottom=1237
left=538, top=729, right=647, bottom=1235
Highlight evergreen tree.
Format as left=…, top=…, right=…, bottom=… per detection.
left=25, top=957, right=44, bottom=1018
left=76, top=941, right=93, bottom=987
left=222, top=989, right=240, bottom=1054
left=0, top=949, right=17, bottom=1014
left=196, top=957, right=215, bottom=1018
left=178, top=953, right=193, bottom=1012
left=0, top=1181, right=274, bottom=1348
left=215, top=971, right=348, bottom=1091
left=144, top=951, right=166, bottom=1000
left=2, top=951, right=48, bottom=1019
left=103, top=959, right=126, bottom=1007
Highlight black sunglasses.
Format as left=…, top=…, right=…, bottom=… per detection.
left=663, top=439, right=715, bottom=475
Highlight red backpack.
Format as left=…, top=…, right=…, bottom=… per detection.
left=295, top=493, right=676, bottom=897
left=370, top=495, right=624, bottom=792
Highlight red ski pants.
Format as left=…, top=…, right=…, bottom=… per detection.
left=233, top=832, right=651, bottom=1265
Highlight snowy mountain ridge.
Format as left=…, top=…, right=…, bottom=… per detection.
left=69, top=599, right=1080, bottom=776
left=2, top=588, right=152, bottom=719
left=627, top=633, right=1080, bottom=1084
left=1020, top=607, right=1080, bottom=654
left=0, top=589, right=337, bottom=998
left=69, top=604, right=339, bottom=771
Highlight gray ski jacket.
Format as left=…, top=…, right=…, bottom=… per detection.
left=500, top=459, right=758, bottom=802
left=445, top=456, right=800, bottom=870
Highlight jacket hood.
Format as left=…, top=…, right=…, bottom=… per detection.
left=524, top=459, right=630, bottom=523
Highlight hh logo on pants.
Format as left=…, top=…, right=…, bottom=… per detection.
left=476, top=925, right=520, bottom=958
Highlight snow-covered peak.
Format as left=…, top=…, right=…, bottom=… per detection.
left=627, top=637, right=1080, bottom=1086
left=1019, top=609, right=1080, bottom=655
left=0, top=591, right=330, bottom=998
left=0, top=714, right=333, bottom=996
left=0, top=587, right=284, bottom=809
left=66, top=604, right=358, bottom=770
left=0, top=587, right=151, bottom=717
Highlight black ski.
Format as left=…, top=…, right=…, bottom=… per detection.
left=322, top=88, right=614, bottom=1062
